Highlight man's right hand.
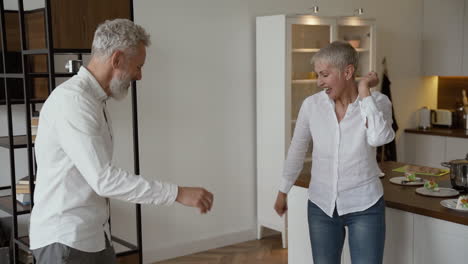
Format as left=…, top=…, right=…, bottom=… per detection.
left=176, top=187, right=214, bottom=214
left=274, top=191, right=287, bottom=216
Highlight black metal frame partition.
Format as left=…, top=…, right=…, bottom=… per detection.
left=0, top=0, right=143, bottom=263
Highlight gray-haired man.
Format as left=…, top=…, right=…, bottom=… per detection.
left=29, top=19, right=214, bottom=264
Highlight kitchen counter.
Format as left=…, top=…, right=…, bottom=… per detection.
left=405, top=127, right=468, bottom=139
left=294, top=161, right=468, bottom=226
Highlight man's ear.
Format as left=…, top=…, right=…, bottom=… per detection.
left=344, top=64, right=355, bottom=80
left=110, top=50, right=124, bottom=69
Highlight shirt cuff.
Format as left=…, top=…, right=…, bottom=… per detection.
left=279, top=178, right=295, bottom=194
left=155, top=182, right=179, bottom=206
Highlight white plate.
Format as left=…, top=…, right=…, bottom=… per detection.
left=389, top=176, right=425, bottom=186
left=415, top=187, right=459, bottom=197
left=379, top=172, right=385, bottom=178
left=440, top=199, right=468, bottom=212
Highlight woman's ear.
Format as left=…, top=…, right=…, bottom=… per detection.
left=344, top=64, right=355, bottom=80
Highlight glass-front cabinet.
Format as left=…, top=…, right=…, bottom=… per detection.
left=256, top=14, right=376, bottom=247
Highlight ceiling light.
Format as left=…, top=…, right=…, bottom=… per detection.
left=354, top=8, right=364, bottom=16
left=311, top=6, right=319, bottom=14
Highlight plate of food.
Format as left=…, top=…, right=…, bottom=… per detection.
left=389, top=173, right=425, bottom=186
left=415, top=180, right=459, bottom=197
left=440, top=195, right=468, bottom=212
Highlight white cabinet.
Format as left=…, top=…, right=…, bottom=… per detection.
left=287, top=186, right=312, bottom=264
left=287, top=186, right=468, bottom=264
left=422, top=0, right=464, bottom=76
left=445, top=137, right=468, bottom=160
left=384, top=208, right=414, bottom=264
left=256, top=14, right=376, bottom=248
left=404, top=133, right=446, bottom=168
left=413, top=214, right=468, bottom=264
left=404, top=133, right=468, bottom=167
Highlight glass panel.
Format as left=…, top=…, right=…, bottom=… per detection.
left=291, top=82, right=317, bottom=121
left=290, top=24, right=329, bottom=123
left=338, top=25, right=372, bottom=77
left=292, top=24, right=330, bottom=50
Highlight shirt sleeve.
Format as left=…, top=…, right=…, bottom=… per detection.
left=56, top=97, right=178, bottom=206
left=359, top=92, right=396, bottom=147
left=279, top=99, right=312, bottom=194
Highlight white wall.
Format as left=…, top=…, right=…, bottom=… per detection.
left=103, top=0, right=434, bottom=263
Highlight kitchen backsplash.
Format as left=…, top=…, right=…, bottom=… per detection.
left=438, top=77, right=468, bottom=109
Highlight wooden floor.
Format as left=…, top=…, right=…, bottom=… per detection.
left=153, top=235, right=287, bottom=264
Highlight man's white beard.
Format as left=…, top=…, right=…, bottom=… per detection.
left=109, top=72, right=131, bottom=101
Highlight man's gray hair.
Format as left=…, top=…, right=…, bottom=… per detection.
left=91, top=18, right=151, bottom=60
left=311, top=41, right=359, bottom=73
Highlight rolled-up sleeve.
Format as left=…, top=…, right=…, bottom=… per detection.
left=57, top=97, right=178, bottom=206
left=360, top=93, right=395, bottom=147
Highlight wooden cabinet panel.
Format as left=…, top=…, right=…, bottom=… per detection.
left=50, top=0, right=131, bottom=49
left=25, top=9, right=46, bottom=50
left=4, top=11, right=21, bottom=52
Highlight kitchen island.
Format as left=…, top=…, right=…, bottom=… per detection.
left=288, top=161, right=468, bottom=264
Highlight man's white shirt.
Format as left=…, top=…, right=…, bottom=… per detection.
left=30, top=67, right=178, bottom=252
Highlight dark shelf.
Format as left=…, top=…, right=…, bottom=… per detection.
left=22, top=48, right=91, bottom=55
left=0, top=135, right=35, bottom=149
left=0, top=98, right=47, bottom=105
left=22, top=49, right=49, bottom=55
left=27, top=72, right=76, bottom=78
left=0, top=73, right=24, bottom=78
left=0, top=195, right=31, bottom=215
left=53, top=48, right=91, bottom=54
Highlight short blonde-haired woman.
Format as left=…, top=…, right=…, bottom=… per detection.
left=274, top=41, right=395, bottom=264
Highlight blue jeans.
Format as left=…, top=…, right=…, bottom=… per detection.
left=307, top=197, right=385, bottom=264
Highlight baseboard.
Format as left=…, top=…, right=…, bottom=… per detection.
left=143, top=228, right=257, bottom=263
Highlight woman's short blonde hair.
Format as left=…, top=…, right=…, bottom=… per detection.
left=311, top=41, right=359, bottom=74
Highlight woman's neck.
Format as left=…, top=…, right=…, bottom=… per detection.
left=335, top=81, right=359, bottom=106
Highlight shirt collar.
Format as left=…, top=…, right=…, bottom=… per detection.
left=319, top=90, right=361, bottom=111
left=77, top=66, right=109, bottom=102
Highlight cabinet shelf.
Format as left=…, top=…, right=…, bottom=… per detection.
left=292, top=79, right=317, bottom=84
left=22, top=48, right=91, bottom=55
left=27, top=72, right=76, bottom=78
left=0, top=98, right=47, bottom=105
left=0, top=135, right=35, bottom=149
left=0, top=195, right=31, bottom=215
left=292, top=48, right=368, bottom=53
left=292, top=48, right=320, bottom=53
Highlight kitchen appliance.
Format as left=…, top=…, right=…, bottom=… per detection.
left=65, top=60, right=82, bottom=73
left=441, top=153, right=468, bottom=193
left=431, top=109, right=452, bottom=127
left=417, top=107, right=431, bottom=130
